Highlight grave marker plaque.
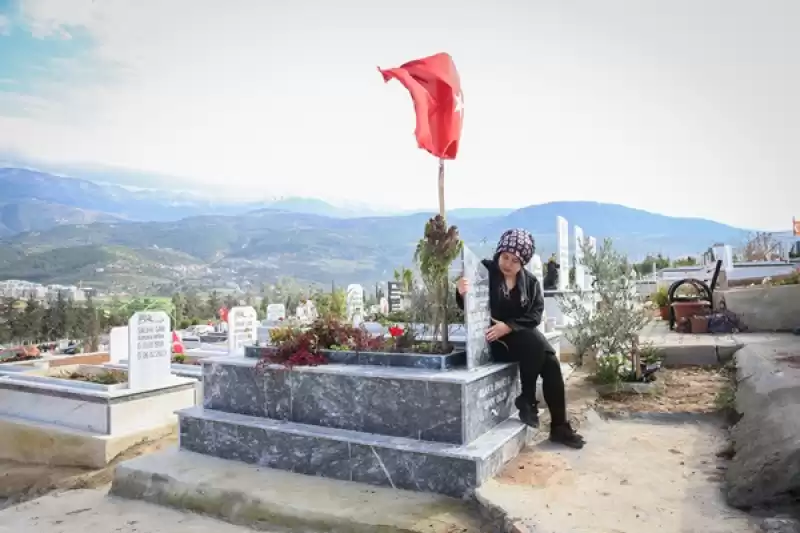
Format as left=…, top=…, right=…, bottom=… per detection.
left=265, top=304, right=286, bottom=322
left=128, top=311, right=172, bottom=390
left=557, top=216, right=570, bottom=291
left=461, top=245, right=492, bottom=369
left=387, top=281, right=402, bottom=312
left=227, top=306, right=258, bottom=356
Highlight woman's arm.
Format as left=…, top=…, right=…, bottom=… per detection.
left=505, top=275, right=544, bottom=331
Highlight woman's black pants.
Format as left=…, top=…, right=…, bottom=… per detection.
left=491, top=327, right=568, bottom=426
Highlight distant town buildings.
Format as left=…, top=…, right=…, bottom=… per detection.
left=0, top=280, right=96, bottom=301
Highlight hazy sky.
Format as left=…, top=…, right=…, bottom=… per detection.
left=0, top=0, right=797, bottom=230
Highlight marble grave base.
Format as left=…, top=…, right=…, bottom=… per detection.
left=202, top=356, right=519, bottom=445
left=178, top=407, right=528, bottom=498
left=177, top=356, right=529, bottom=497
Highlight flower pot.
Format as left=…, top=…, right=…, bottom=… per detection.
left=671, top=301, right=710, bottom=324
left=690, top=315, right=709, bottom=334
left=659, top=306, right=670, bottom=321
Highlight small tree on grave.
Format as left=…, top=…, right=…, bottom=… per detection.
left=414, top=215, right=462, bottom=353
left=557, top=238, right=652, bottom=384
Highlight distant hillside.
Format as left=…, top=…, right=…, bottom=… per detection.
left=0, top=167, right=518, bottom=235
left=0, top=199, right=750, bottom=292
left=0, top=167, right=262, bottom=229
left=0, top=199, right=121, bottom=236
left=0, top=244, right=204, bottom=292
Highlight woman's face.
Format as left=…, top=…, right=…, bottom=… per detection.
left=498, top=252, right=522, bottom=276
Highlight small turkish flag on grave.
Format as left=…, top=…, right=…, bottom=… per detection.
left=172, top=331, right=185, bottom=354
left=378, top=52, right=464, bottom=160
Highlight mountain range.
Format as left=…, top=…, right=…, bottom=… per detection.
left=0, top=166, right=752, bottom=293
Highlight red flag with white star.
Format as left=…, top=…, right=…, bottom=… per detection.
left=378, top=52, right=464, bottom=160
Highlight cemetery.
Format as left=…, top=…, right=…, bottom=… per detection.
left=0, top=213, right=796, bottom=532
left=0, top=310, right=197, bottom=469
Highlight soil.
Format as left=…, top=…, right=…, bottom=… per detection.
left=485, top=414, right=758, bottom=533
left=59, top=370, right=126, bottom=385
left=0, top=431, right=177, bottom=509
left=596, top=367, right=732, bottom=415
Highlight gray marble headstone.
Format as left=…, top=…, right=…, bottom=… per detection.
left=461, top=245, right=492, bottom=369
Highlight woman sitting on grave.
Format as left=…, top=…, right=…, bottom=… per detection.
left=455, top=229, right=585, bottom=449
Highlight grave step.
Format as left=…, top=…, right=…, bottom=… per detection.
left=244, top=345, right=466, bottom=370
left=178, top=406, right=531, bottom=499
left=202, top=356, right=520, bottom=445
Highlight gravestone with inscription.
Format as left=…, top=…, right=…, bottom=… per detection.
left=227, top=306, right=258, bottom=356
left=265, top=304, right=286, bottom=323
left=127, top=311, right=172, bottom=390
left=346, top=284, right=365, bottom=325
left=461, top=244, right=492, bottom=369
left=557, top=216, right=570, bottom=291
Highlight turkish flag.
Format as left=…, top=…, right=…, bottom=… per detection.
left=219, top=307, right=229, bottom=322
left=172, top=331, right=185, bottom=354
left=379, top=52, right=464, bottom=160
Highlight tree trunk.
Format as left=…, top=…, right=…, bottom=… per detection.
left=437, top=159, right=450, bottom=353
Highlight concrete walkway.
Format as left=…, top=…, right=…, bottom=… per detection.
left=0, top=487, right=274, bottom=533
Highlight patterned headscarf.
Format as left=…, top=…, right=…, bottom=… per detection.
left=494, top=228, right=536, bottom=304
left=495, top=228, right=535, bottom=266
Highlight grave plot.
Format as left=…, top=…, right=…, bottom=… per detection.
left=0, top=311, right=196, bottom=469
left=111, top=246, right=554, bottom=502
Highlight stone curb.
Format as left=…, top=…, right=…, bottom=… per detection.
left=110, top=449, right=493, bottom=533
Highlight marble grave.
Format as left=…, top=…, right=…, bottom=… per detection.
left=170, top=263, right=531, bottom=498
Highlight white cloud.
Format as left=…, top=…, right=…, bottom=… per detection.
left=2, top=0, right=799, bottom=231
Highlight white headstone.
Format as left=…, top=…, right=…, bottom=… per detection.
left=346, top=284, right=365, bottom=324
left=461, top=245, right=492, bottom=369
left=530, top=254, right=543, bottom=283
left=265, top=303, right=286, bottom=322
left=557, top=216, right=570, bottom=291
left=227, top=306, right=258, bottom=355
left=713, top=244, right=735, bottom=273
left=109, top=326, right=129, bottom=363
left=294, top=300, right=318, bottom=325
left=128, top=311, right=172, bottom=390
left=573, top=226, right=585, bottom=290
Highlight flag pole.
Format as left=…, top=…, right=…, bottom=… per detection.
left=437, top=158, right=445, bottom=218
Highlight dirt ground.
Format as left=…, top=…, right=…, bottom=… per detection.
left=0, top=432, right=177, bottom=509
left=484, top=413, right=760, bottom=533
left=595, top=367, right=733, bottom=416
left=474, top=365, right=769, bottom=533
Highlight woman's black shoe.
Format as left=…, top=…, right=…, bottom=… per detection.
left=549, top=423, right=585, bottom=449
left=517, top=403, right=540, bottom=428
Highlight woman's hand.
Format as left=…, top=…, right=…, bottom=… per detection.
left=486, top=318, right=511, bottom=342
left=456, top=277, right=470, bottom=296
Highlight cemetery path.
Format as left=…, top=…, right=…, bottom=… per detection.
left=0, top=486, right=278, bottom=533
left=477, top=411, right=761, bottom=533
